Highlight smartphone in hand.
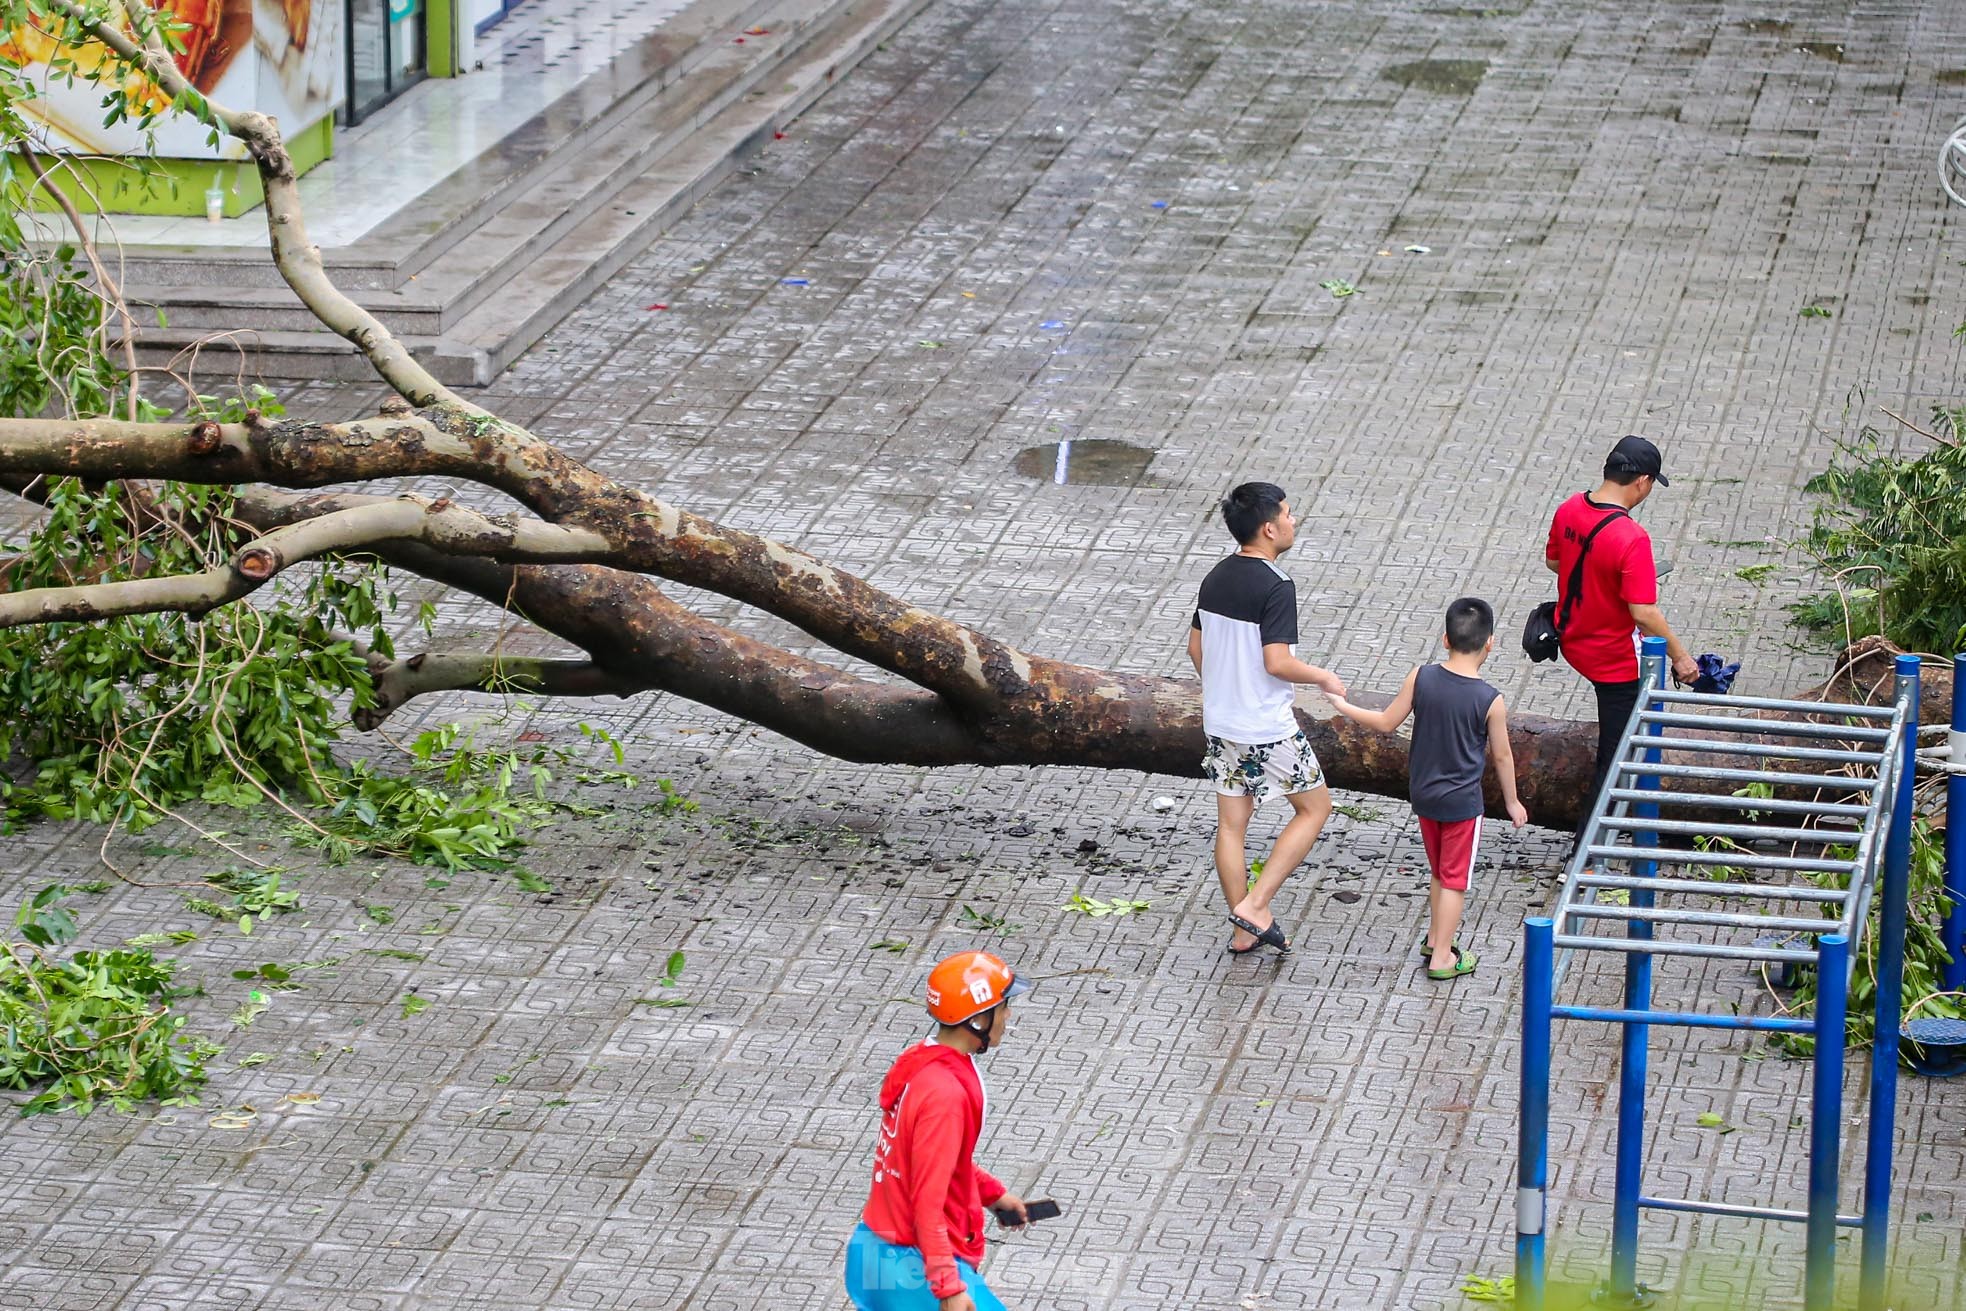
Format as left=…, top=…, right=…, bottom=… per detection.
left=996, top=1198, right=1062, bottom=1225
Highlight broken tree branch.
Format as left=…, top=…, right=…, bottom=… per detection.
left=0, top=494, right=610, bottom=627
left=0, top=413, right=1053, bottom=717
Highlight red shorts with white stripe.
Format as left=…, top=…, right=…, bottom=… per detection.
left=1418, top=816, right=1482, bottom=892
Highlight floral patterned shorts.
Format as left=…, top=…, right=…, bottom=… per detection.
left=1203, top=730, right=1326, bottom=800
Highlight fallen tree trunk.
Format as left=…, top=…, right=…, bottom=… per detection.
left=0, top=447, right=1933, bottom=831
left=227, top=492, right=1937, bottom=833
left=0, top=8, right=1937, bottom=838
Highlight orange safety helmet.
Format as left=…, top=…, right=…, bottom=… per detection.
left=924, top=951, right=1031, bottom=1025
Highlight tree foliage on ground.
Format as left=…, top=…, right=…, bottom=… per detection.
left=1797, top=408, right=1966, bottom=654
left=1, top=883, right=216, bottom=1115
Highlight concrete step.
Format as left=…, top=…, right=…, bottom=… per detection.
left=336, top=0, right=787, bottom=290
left=128, top=0, right=929, bottom=383
left=125, top=0, right=814, bottom=338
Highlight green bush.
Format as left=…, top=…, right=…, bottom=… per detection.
left=1797, top=415, right=1966, bottom=652
left=1767, top=821, right=1958, bottom=1057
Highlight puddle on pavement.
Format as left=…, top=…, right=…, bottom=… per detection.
left=1012, top=439, right=1154, bottom=486
left=1796, top=41, right=1845, bottom=63
left=1382, top=59, right=1488, bottom=96
left=1940, top=69, right=1966, bottom=86
left=1737, top=19, right=1792, bottom=34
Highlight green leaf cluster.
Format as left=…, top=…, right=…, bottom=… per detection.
left=0, top=467, right=407, bottom=833
left=1064, top=892, right=1152, bottom=918
left=1773, top=821, right=1957, bottom=1057
left=0, top=885, right=217, bottom=1115
left=294, top=723, right=630, bottom=872
left=1796, top=421, right=1966, bottom=651
left=0, top=234, right=126, bottom=420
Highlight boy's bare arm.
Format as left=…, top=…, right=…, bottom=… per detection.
left=1327, top=668, right=1417, bottom=735
left=1261, top=644, right=1347, bottom=697
left=1485, top=695, right=1530, bottom=828
left=1187, top=626, right=1202, bottom=675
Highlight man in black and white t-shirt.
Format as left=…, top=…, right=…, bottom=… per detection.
left=1187, top=482, right=1348, bottom=956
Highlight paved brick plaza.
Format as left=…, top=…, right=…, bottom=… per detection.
left=5, top=1, right=1966, bottom=1308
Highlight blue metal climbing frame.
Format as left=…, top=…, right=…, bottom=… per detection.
left=1516, top=638, right=1920, bottom=1311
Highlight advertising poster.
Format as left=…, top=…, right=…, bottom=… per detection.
left=0, top=0, right=341, bottom=158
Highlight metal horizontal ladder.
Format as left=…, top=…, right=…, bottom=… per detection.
left=1516, top=638, right=1921, bottom=1311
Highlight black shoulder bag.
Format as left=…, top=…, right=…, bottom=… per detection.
left=1522, top=507, right=1628, bottom=662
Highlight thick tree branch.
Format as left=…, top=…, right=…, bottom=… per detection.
left=229, top=492, right=1609, bottom=810
left=352, top=652, right=647, bottom=731
left=0, top=500, right=416, bottom=624
left=0, top=414, right=1048, bottom=716
left=0, top=494, right=610, bottom=627
left=233, top=489, right=989, bottom=763
left=4, top=461, right=1944, bottom=830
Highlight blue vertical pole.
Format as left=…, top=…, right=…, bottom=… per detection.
left=1860, top=655, right=1921, bottom=1308
left=1808, top=932, right=1851, bottom=1311
left=1518, top=917, right=1554, bottom=1311
left=1944, top=653, right=1966, bottom=994
left=1608, top=637, right=1668, bottom=1305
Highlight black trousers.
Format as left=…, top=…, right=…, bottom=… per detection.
left=1575, top=676, right=1644, bottom=844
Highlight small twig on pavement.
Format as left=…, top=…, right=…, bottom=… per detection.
left=1879, top=406, right=1958, bottom=447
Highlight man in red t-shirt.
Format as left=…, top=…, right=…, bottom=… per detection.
left=846, top=952, right=1032, bottom=1311
left=1544, top=436, right=1699, bottom=845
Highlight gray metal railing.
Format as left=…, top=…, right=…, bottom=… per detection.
left=1550, top=678, right=1906, bottom=974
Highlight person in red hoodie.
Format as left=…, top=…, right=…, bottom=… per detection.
left=845, top=951, right=1032, bottom=1311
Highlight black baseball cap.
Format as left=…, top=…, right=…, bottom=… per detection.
left=1605, top=435, right=1669, bottom=486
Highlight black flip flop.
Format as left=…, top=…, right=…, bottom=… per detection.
left=1228, top=913, right=1290, bottom=954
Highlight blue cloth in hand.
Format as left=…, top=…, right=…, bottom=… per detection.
left=1690, top=653, right=1740, bottom=695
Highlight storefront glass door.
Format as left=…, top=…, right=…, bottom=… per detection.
left=343, top=0, right=426, bottom=125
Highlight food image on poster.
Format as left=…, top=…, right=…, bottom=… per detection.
left=256, top=0, right=339, bottom=117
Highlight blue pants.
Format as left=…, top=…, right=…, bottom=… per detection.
left=844, top=1223, right=1007, bottom=1310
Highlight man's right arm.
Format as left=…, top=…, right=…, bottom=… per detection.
left=1262, top=645, right=1346, bottom=698
left=1628, top=602, right=1699, bottom=683
left=1187, top=625, right=1202, bottom=675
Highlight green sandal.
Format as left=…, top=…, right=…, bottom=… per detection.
left=1426, top=946, right=1477, bottom=981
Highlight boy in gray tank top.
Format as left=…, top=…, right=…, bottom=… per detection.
left=1327, top=598, right=1529, bottom=980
